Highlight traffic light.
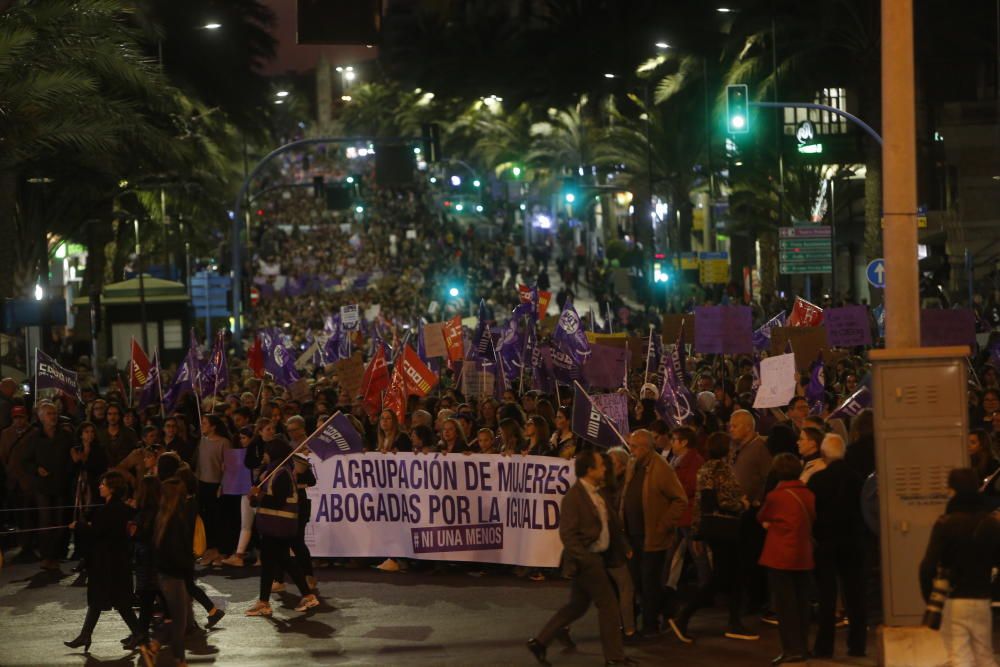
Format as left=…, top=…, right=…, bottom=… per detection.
left=653, top=261, right=671, bottom=284
left=726, top=84, right=749, bottom=134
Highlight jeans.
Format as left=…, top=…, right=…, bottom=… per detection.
left=941, top=598, right=997, bottom=667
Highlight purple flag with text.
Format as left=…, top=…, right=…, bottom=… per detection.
left=35, top=349, right=81, bottom=400
left=570, top=382, right=625, bottom=449
left=303, top=412, right=366, bottom=461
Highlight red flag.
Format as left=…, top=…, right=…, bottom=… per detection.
left=788, top=297, right=824, bottom=327
left=129, top=338, right=152, bottom=390
left=248, top=336, right=264, bottom=379
left=361, top=347, right=390, bottom=414
left=442, top=315, right=465, bottom=362
left=400, top=345, right=438, bottom=397
left=382, top=363, right=408, bottom=424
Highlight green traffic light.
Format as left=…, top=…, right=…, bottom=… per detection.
left=726, top=84, right=750, bottom=134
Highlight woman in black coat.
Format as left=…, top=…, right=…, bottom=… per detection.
left=64, top=470, right=147, bottom=653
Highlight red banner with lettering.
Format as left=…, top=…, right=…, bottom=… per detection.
left=400, top=345, right=438, bottom=397
left=788, top=297, right=824, bottom=327
left=443, top=315, right=464, bottom=362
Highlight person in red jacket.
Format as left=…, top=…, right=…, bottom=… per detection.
left=757, top=453, right=816, bottom=665
left=664, top=427, right=707, bottom=597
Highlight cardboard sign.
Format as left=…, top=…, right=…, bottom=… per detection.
left=287, top=378, right=312, bottom=403
left=752, top=353, right=798, bottom=409
left=334, top=352, right=366, bottom=399
left=824, top=306, right=872, bottom=347
left=694, top=306, right=752, bottom=354
left=920, top=309, right=976, bottom=348
left=583, top=344, right=629, bottom=389
left=662, top=314, right=696, bottom=344
left=423, top=322, right=447, bottom=358
left=770, top=326, right=829, bottom=370
left=462, top=364, right=496, bottom=399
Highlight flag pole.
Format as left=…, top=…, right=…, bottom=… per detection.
left=259, top=412, right=339, bottom=486
left=155, top=356, right=165, bottom=420
left=33, top=347, right=38, bottom=400
left=572, top=380, right=630, bottom=450
left=643, top=323, right=655, bottom=386
left=606, top=302, right=613, bottom=334
left=128, top=336, right=135, bottom=409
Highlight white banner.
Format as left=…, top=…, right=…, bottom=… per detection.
left=304, top=453, right=575, bottom=567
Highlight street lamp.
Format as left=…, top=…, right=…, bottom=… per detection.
left=203, top=22, right=222, bottom=30
left=275, top=91, right=289, bottom=98
left=604, top=73, right=616, bottom=79
left=655, top=41, right=670, bottom=49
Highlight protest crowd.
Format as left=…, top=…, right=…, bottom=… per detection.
left=3, top=182, right=1000, bottom=667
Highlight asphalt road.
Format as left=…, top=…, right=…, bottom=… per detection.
left=0, top=556, right=876, bottom=667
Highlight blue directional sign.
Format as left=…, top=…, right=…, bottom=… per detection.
left=191, top=272, right=231, bottom=319
left=866, top=258, right=886, bottom=289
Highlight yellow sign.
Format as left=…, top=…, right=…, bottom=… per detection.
left=698, top=251, right=730, bottom=284
left=692, top=207, right=706, bottom=232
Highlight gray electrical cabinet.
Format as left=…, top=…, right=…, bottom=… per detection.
left=870, top=346, right=969, bottom=626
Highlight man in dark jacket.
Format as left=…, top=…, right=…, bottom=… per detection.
left=919, top=468, right=1000, bottom=667
left=807, top=434, right=867, bottom=658
left=528, top=450, right=629, bottom=666
left=22, top=401, right=74, bottom=569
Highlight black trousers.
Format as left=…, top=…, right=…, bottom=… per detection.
left=769, top=569, right=811, bottom=657
left=536, top=556, right=625, bottom=662
left=734, top=509, right=767, bottom=617
left=219, top=494, right=242, bottom=555
left=814, top=543, right=867, bottom=656
left=80, top=604, right=143, bottom=640
left=197, top=482, right=221, bottom=551
left=36, top=492, right=67, bottom=560
left=626, top=540, right=667, bottom=633
left=677, top=538, right=740, bottom=627
left=259, top=535, right=309, bottom=601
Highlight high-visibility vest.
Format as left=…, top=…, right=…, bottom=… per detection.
left=256, top=465, right=298, bottom=539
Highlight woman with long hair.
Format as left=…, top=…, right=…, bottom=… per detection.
left=144, top=477, right=194, bottom=667
left=524, top=415, right=551, bottom=456
left=548, top=407, right=576, bottom=459
left=69, top=421, right=107, bottom=574
left=129, top=475, right=161, bottom=649
left=479, top=397, right=500, bottom=430
left=498, top=418, right=526, bottom=455
left=376, top=409, right=412, bottom=453
left=64, top=471, right=147, bottom=655
left=195, top=414, right=231, bottom=565
left=163, top=415, right=194, bottom=465
left=438, top=418, right=468, bottom=453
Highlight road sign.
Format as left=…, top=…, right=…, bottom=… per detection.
left=778, top=238, right=832, bottom=249
left=867, top=258, right=886, bottom=288
left=249, top=286, right=260, bottom=308
left=782, top=264, right=832, bottom=275
left=779, top=225, right=832, bottom=275
left=780, top=251, right=832, bottom=263
left=699, top=252, right=730, bottom=284
left=191, top=272, right=231, bottom=319
left=779, top=226, right=831, bottom=238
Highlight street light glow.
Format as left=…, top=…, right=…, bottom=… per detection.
left=604, top=73, right=616, bottom=79
left=455, top=203, right=464, bottom=212
left=730, top=114, right=746, bottom=130
left=511, top=166, right=522, bottom=177
left=655, top=42, right=670, bottom=49
left=345, top=176, right=355, bottom=184
left=716, top=7, right=733, bottom=12
left=203, top=22, right=222, bottom=30
left=448, top=287, right=460, bottom=298
left=34, top=284, right=43, bottom=301
left=275, top=91, right=289, bottom=98
left=472, top=179, right=481, bottom=188
left=355, top=205, right=365, bottom=213
left=476, top=205, right=484, bottom=212
left=345, top=71, right=356, bottom=81
left=341, top=95, right=352, bottom=101
left=450, top=175, right=462, bottom=187
left=565, top=193, right=576, bottom=204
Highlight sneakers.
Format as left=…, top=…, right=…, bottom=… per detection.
left=245, top=601, right=272, bottom=617
left=376, top=558, right=401, bottom=572
left=220, top=554, right=244, bottom=568
left=206, top=608, right=225, bottom=629
left=270, top=581, right=286, bottom=593
left=295, top=594, right=320, bottom=612
left=668, top=618, right=693, bottom=644
left=725, top=624, right=760, bottom=641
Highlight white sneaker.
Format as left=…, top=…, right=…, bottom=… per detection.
left=376, top=558, right=400, bottom=572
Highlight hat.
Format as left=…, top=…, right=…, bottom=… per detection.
left=11, top=406, right=27, bottom=418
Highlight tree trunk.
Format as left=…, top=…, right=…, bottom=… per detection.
left=0, top=173, right=19, bottom=298
left=863, top=142, right=883, bottom=266
left=758, top=228, right=778, bottom=300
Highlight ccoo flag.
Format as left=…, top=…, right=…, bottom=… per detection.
left=35, top=349, right=81, bottom=400
left=304, top=411, right=366, bottom=460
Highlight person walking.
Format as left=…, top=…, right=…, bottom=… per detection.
left=527, top=450, right=631, bottom=666
left=63, top=471, right=147, bottom=655
left=920, top=468, right=1000, bottom=667
left=758, top=453, right=816, bottom=665
left=194, top=414, right=229, bottom=566
left=245, top=438, right=318, bottom=617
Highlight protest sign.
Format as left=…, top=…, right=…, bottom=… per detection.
left=582, top=344, right=629, bottom=389
left=305, top=453, right=574, bottom=567
left=592, top=392, right=630, bottom=438
left=920, top=309, right=976, bottom=348
left=422, top=322, right=447, bottom=358
left=462, top=364, right=496, bottom=399
left=770, top=326, right=829, bottom=370
left=753, top=353, right=798, bottom=409
left=694, top=306, right=752, bottom=354
left=824, top=306, right=872, bottom=347
left=222, top=448, right=252, bottom=496
left=662, top=315, right=696, bottom=344
left=335, top=352, right=365, bottom=399
left=35, top=349, right=80, bottom=399
left=288, top=378, right=312, bottom=403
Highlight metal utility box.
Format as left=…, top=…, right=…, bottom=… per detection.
left=870, top=346, right=969, bottom=626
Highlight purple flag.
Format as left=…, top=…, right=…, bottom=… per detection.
left=570, top=383, right=624, bottom=449
left=304, top=412, right=366, bottom=460
left=554, top=301, right=591, bottom=369
left=137, top=355, right=162, bottom=412
left=163, top=357, right=193, bottom=413
left=670, top=321, right=689, bottom=385
left=266, top=338, right=300, bottom=386
left=471, top=299, right=494, bottom=362
left=656, top=349, right=694, bottom=427
left=222, top=448, right=252, bottom=495
left=753, top=311, right=787, bottom=351
left=35, top=349, right=80, bottom=400
left=829, top=385, right=872, bottom=420
left=806, top=353, right=826, bottom=413
left=322, top=315, right=351, bottom=363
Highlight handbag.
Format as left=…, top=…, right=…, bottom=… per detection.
left=192, top=515, right=207, bottom=557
